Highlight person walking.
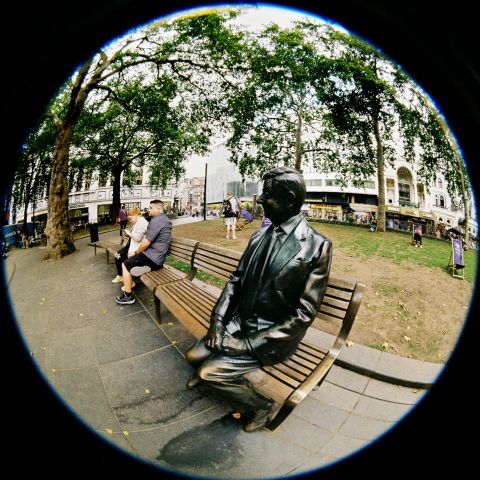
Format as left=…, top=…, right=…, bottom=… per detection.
left=115, top=200, right=172, bottom=305
left=414, top=225, right=423, bottom=248
left=118, top=205, right=128, bottom=239
left=112, top=207, right=149, bottom=286
left=223, top=192, right=239, bottom=240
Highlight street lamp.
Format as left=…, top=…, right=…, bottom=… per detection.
left=203, top=160, right=208, bottom=221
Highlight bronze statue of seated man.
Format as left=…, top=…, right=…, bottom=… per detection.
left=185, top=166, right=333, bottom=432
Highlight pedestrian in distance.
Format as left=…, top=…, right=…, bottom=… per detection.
left=414, top=225, right=423, bottom=248
left=118, top=204, right=128, bottom=239
left=223, top=192, right=240, bottom=240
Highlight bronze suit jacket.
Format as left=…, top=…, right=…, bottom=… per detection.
left=213, top=215, right=332, bottom=366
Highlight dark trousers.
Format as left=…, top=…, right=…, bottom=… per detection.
left=115, top=241, right=130, bottom=276
left=185, top=332, right=272, bottom=413
left=120, top=220, right=128, bottom=235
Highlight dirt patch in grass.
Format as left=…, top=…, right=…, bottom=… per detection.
left=173, top=218, right=476, bottom=364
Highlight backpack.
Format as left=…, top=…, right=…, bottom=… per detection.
left=223, top=198, right=234, bottom=217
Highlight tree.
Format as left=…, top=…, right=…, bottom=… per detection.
left=225, top=23, right=329, bottom=178
left=302, top=25, right=469, bottom=233
left=31, top=9, right=246, bottom=260
left=12, top=121, right=55, bottom=225
left=72, top=75, right=210, bottom=223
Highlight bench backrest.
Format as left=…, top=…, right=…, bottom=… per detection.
left=168, top=237, right=199, bottom=269
left=192, top=242, right=243, bottom=282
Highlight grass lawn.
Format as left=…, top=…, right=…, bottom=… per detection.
left=172, top=218, right=477, bottom=284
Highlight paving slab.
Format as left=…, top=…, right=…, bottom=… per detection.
left=338, top=413, right=393, bottom=441
left=352, top=395, right=412, bottom=422
left=46, top=366, right=120, bottom=432
left=318, top=433, right=370, bottom=459
left=374, top=351, right=443, bottom=388
left=44, top=324, right=98, bottom=370
left=293, top=396, right=350, bottom=432
left=363, top=377, right=427, bottom=404
left=99, top=347, right=216, bottom=431
left=94, top=309, right=170, bottom=364
left=310, top=380, right=361, bottom=412
left=326, top=364, right=370, bottom=393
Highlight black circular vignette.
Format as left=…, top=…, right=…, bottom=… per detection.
left=3, top=1, right=479, bottom=477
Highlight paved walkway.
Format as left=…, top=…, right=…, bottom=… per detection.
left=4, top=225, right=443, bottom=479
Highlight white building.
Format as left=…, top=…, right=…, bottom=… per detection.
left=17, top=147, right=477, bottom=245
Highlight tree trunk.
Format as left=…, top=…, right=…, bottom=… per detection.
left=110, top=166, right=122, bottom=224
left=295, top=106, right=303, bottom=172
left=44, top=125, right=76, bottom=259
left=373, top=115, right=386, bottom=232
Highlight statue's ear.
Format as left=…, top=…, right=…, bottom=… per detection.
left=284, top=190, right=296, bottom=209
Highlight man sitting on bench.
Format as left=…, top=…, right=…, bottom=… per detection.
left=185, top=166, right=332, bottom=432
left=116, top=199, right=172, bottom=305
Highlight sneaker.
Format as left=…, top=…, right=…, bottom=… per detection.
left=115, top=291, right=136, bottom=305
left=232, top=236, right=237, bottom=240
left=130, top=265, right=152, bottom=276
left=121, top=281, right=136, bottom=291
left=226, top=235, right=229, bottom=239
left=112, top=275, right=123, bottom=283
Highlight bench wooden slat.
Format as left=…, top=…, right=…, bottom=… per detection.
left=325, top=286, right=353, bottom=301
left=192, top=259, right=234, bottom=281
left=318, top=303, right=347, bottom=320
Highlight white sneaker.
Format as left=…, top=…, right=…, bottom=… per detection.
left=130, top=265, right=151, bottom=276
left=121, top=281, right=136, bottom=291
left=232, top=236, right=237, bottom=239
left=112, top=275, right=123, bottom=283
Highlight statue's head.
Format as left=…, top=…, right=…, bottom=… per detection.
left=257, top=166, right=306, bottom=225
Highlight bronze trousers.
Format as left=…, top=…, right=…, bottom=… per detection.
left=185, top=337, right=272, bottom=412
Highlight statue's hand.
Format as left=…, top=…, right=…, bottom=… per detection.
left=221, top=336, right=248, bottom=355
left=206, top=316, right=225, bottom=350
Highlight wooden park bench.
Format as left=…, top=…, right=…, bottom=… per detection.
left=140, top=238, right=365, bottom=430
left=140, top=237, right=199, bottom=291
left=92, top=238, right=123, bottom=263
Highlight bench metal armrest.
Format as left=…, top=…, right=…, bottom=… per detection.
left=268, top=281, right=365, bottom=430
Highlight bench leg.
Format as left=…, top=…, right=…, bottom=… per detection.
left=154, top=294, right=162, bottom=325
left=106, top=251, right=110, bottom=264
left=266, top=403, right=292, bottom=431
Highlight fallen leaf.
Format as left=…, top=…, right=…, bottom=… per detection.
left=122, top=431, right=129, bottom=436
left=105, top=429, right=113, bottom=435
left=232, top=412, right=242, bottom=419
left=403, top=335, right=411, bottom=342
left=172, top=340, right=177, bottom=345
left=346, top=340, right=354, bottom=347
left=167, top=322, right=173, bottom=326
left=80, top=313, right=84, bottom=317
left=51, top=369, right=56, bottom=373
left=145, top=389, right=150, bottom=394
left=382, top=342, right=389, bottom=350
left=366, top=303, right=370, bottom=307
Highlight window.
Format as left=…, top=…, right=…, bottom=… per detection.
left=439, top=196, right=445, bottom=208
left=357, top=180, right=375, bottom=189
left=325, top=179, right=340, bottom=187
left=437, top=178, right=443, bottom=188
left=398, top=183, right=410, bottom=202
left=305, top=179, right=323, bottom=186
